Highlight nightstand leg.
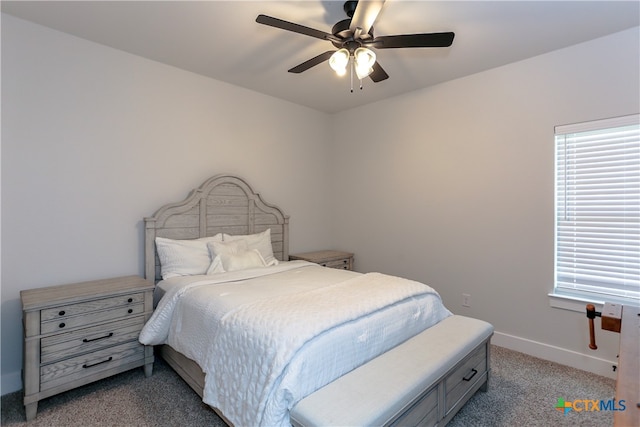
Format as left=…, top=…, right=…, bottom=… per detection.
left=25, top=402, right=37, bottom=421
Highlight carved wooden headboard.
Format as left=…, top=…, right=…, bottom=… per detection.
left=144, top=174, right=289, bottom=282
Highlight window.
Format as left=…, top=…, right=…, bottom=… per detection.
left=554, top=114, right=640, bottom=304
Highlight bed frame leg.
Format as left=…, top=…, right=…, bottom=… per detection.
left=144, top=363, right=153, bottom=377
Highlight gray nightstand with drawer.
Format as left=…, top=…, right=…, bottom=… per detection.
left=289, top=250, right=354, bottom=270
left=20, top=275, right=154, bottom=421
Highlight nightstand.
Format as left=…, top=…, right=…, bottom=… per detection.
left=20, top=275, right=154, bottom=421
left=289, top=250, right=354, bottom=270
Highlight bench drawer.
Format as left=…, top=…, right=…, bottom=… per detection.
left=390, top=385, right=438, bottom=427
left=444, top=343, right=488, bottom=414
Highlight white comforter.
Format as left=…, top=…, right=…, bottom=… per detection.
left=139, top=261, right=451, bottom=427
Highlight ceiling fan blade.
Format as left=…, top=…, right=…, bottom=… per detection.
left=349, top=0, right=385, bottom=36
left=369, top=61, right=389, bottom=82
left=256, top=14, right=339, bottom=42
left=288, top=51, right=335, bottom=74
left=370, top=32, right=455, bottom=49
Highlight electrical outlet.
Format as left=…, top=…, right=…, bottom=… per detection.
left=462, top=293, right=471, bottom=307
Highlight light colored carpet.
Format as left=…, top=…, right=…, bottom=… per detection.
left=1, top=345, right=616, bottom=426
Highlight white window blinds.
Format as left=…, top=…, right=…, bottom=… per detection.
left=555, top=114, right=640, bottom=302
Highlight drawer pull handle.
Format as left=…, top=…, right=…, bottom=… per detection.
left=127, top=309, right=133, bottom=314
left=58, top=310, right=66, bottom=316
left=82, top=333, right=114, bottom=343
left=58, top=322, right=66, bottom=329
left=83, top=356, right=113, bottom=369
left=128, top=298, right=133, bottom=303
left=463, top=368, right=478, bottom=382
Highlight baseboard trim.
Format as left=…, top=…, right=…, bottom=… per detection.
left=492, top=331, right=617, bottom=379
left=1, top=371, right=22, bottom=396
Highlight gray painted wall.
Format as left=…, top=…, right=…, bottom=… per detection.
left=1, top=14, right=333, bottom=393
left=329, top=27, right=639, bottom=377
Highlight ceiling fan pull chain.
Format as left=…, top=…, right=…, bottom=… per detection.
left=350, top=58, right=354, bottom=93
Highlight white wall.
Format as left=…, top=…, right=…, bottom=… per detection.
left=329, top=27, right=640, bottom=377
left=1, top=14, right=333, bottom=393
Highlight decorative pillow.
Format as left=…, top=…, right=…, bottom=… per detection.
left=220, top=249, right=267, bottom=272
left=222, top=229, right=279, bottom=266
left=155, top=234, right=223, bottom=279
left=206, top=240, right=249, bottom=274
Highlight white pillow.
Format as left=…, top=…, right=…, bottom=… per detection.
left=222, top=229, right=279, bottom=266
left=155, top=234, right=223, bottom=279
left=206, top=240, right=249, bottom=274
left=221, top=249, right=267, bottom=272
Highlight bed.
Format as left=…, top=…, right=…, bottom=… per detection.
left=139, top=174, right=493, bottom=427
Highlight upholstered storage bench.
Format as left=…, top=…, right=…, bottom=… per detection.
left=291, top=315, right=494, bottom=427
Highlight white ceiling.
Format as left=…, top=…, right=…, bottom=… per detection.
left=3, top=1, right=639, bottom=113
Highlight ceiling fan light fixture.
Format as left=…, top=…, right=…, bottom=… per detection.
left=354, top=47, right=376, bottom=79
left=257, top=0, right=456, bottom=87
left=329, top=48, right=350, bottom=76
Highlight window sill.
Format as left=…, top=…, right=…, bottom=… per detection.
left=549, top=292, right=639, bottom=313
left=548, top=293, right=602, bottom=313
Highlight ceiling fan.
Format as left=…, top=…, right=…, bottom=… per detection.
left=256, top=0, right=455, bottom=87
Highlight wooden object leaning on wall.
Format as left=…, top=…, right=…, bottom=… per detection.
left=614, top=305, right=639, bottom=427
